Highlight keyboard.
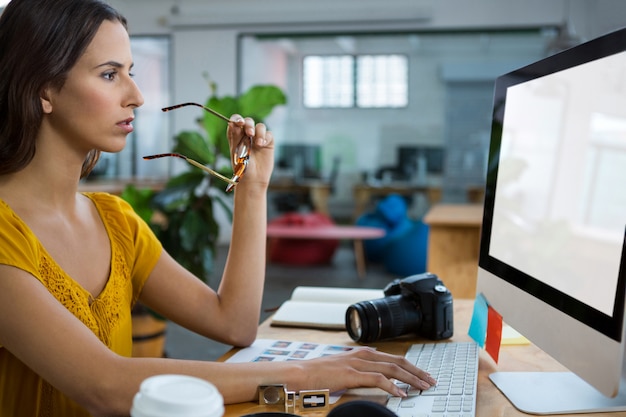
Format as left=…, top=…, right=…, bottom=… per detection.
left=386, top=341, right=479, bottom=417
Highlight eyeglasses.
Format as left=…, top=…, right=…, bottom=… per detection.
left=143, top=102, right=251, bottom=192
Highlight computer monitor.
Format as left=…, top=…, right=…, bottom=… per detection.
left=476, top=27, right=626, bottom=414
left=276, top=144, right=321, bottom=179
left=397, top=146, right=445, bottom=176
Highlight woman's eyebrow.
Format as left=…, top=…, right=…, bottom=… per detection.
left=94, top=61, right=135, bottom=70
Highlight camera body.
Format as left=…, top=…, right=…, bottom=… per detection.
left=383, top=272, right=454, bottom=340
left=345, top=272, right=453, bottom=343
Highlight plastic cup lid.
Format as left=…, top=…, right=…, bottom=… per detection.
left=131, top=374, right=224, bottom=417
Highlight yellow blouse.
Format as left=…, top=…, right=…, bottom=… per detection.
left=0, top=192, right=162, bottom=417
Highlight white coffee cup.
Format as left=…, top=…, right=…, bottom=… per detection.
left=131, top=374, right=224, bottom=417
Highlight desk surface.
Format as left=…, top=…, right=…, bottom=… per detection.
left=266, top=225, right=385, bottom=240
left=423, top=203, right=484, bottom=227
left=220, top=299, right=625, bottom=417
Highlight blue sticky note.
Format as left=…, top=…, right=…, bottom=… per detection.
left=468, top=293, right=489, bottom=348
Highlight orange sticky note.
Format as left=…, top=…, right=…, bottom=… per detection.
left=485, top=305, right=503, bottom=363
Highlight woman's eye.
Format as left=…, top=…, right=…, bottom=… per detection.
left=103, top=71, right=117, bottom=81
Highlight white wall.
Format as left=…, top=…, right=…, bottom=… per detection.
left=110, top=0, right=626, bottom=138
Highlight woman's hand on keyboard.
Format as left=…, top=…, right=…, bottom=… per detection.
left=301, top=347, right=437, bottom=397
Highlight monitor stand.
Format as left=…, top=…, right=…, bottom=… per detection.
left=490, top=372, right=626, bottom=414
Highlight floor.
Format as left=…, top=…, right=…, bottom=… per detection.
left=164, top=242, right=399, bottom=361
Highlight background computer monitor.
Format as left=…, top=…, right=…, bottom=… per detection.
left=276, top=144, right=321, bottom=179
left=397, top=146, right=445, bottom=176
left=476, top=28, right=626, bottom=414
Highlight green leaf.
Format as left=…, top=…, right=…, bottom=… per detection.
left=152, top=183, right=192, bottom=213
left=173, top=131, right=214, bottom=165
left=120, top=185, right=155, bottom=224
left=204, top=96, right=238, bottom=153
left=179, top=209, right=204, bottom=251
left=165, top=171, right=204, bottom=189
left=239, top=85, right=287, bottom=120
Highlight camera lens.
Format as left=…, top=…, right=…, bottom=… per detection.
left=345, top=295, right=422, bottom=343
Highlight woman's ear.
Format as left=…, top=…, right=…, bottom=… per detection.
left=40, top=87, right=53, bottom=114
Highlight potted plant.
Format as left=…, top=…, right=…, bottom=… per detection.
left=122, top=80, right=287, bottom=356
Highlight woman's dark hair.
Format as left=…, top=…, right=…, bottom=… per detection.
left=0, top=0, right=128, bottom=178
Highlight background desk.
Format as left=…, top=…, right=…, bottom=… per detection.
left=352, top=183, right=442, bottom=220
left=423, top=204, right=483, bottom=299
left=269, top=180, right=332, bottom=216
left=220, top=299, right=624, bottom=417
left=266, top=224, right=385, bottom=278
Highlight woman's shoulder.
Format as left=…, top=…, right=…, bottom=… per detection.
left=0, top=198, right=35, bottom=238
left=82, top=191, right=161, bottom=251
left=82, top=191, right=138, bottom=220
left=82, top=191, right=131, bottom=209
left=82, top=192, right=141, bottom=236
left=0, top=198, right=41, bottom=271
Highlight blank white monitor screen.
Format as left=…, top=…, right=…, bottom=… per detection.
left=491, top=52, right=625, bottom=317
left=477, top=27, right=626, bottom=414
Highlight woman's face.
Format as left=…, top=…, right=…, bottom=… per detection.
left=42, top=19, right=144, bottom=155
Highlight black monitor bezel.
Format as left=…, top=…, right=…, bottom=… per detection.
left=479, top=28, right=626, bottom=342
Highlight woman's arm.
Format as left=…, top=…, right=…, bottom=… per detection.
left=0, top=265, right=434, bottom=416
left=139, top=116, right=273, bottom=346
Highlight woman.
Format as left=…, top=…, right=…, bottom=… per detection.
left=0, top=0, right=435, bottom=416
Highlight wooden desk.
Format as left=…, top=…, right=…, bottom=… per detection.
left=352, top=183, right=442, bottom=220
left=423, top=204, right=483, bottom=299
left=269, top=180, right=332, bottom=216
left=220, top=299, right=624, bottom=417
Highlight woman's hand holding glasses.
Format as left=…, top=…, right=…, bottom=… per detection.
left=144, top=102, right=273, bottom=192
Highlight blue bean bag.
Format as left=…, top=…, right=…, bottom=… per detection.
left=382, top=219, right=429, bottom=276
left=356, top=194, right=410, bottom=263
left=375, top=194, right=408, bottom=226
left=357, top=213, right=412, bottom=263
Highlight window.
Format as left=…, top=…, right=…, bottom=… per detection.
left=303, top=55, right=354, bottom=108
left=357, top=55, right=408, bottom=108
left=303, top=54, right=408, bottom=108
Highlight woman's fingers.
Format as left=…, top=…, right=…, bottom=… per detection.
left=228, top=115, right=272, bottom=147
left=257, top=129, right=273, bottom=147
left=308, top=348, right=437, bottom=397
left=350, top=349, right=436, bottom=388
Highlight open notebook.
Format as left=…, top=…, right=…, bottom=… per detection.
left=270, top=286, right=384, bottom=330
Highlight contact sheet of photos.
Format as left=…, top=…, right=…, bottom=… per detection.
left=226, top=339, right=360, bottom=363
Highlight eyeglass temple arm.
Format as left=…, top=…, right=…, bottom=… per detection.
left=161, top=102, right=231, bottom=123
left=143, top=153, right=237, bottom=185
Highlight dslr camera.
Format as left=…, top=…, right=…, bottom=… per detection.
left=345, top=272, right=453, bottom=343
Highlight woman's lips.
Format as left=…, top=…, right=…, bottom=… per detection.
left=117, top=118, right=134, bottom=134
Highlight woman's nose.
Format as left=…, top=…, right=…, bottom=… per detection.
left=126, top=79, right=144, bottom=108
